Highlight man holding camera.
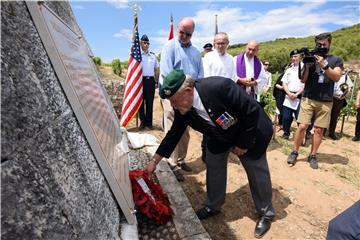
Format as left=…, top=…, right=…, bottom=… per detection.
left=287, top=32, right=343, bottom=169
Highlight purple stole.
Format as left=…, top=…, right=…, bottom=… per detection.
left=236, top=53, right=262, bottom=98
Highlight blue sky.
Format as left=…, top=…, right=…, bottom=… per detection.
left=70, top=0, right=359, bottom=63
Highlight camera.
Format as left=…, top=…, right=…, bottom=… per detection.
left=298, top=45, right=329, bottom=64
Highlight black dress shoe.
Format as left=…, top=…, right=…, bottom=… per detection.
left=196, top=206, right=220, bottom=220
left=254, top=216, right=272, bottom=238
left=178, top=163, right=192, bottom=172
left=172, top=169, right=184, bottom=182
left=328, top=133, right=338, bottom=140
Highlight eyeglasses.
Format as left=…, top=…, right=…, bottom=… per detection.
left=179, top=30, right=192, bottom=37
left=142, top=42, right=150, bottom=45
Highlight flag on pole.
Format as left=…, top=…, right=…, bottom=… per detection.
left=168, top=14, right=174, bottom=40
left=215, top=14, right=218, bottom=35
left=120, top=10, right=143, bottom=127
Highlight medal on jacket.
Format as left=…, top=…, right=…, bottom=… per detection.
left=215, top=112, right=236, bottom=130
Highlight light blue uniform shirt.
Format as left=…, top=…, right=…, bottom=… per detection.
left=159, top=39, right=204, bottom=85
left=141, top=51, right=159, bottom=77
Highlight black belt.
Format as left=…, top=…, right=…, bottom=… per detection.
left=143, top=76, right=154, bottom=79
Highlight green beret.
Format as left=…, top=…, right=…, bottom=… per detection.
left=159, top=69, right=186, bottom=99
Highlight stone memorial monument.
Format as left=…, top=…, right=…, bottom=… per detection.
left=1, top=1, right=211, bottom=239
left=1, top=1, right=136, bottom=238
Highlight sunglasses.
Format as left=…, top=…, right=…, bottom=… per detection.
left=264, top=63, right=270, bottom=66
left=142, top=42, right=150, bottom=45
left=179, top=30, right=192, bottom=37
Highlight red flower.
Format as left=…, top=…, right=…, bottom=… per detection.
left=129, top=170, right=173, bottom=225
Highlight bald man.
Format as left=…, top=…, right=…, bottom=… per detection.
left=234, top=40, right=268, bottom=102
left=159, top=17, right=204, bottom=181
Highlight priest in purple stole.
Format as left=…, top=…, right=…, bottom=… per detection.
left=234, top=40, right=268, bottom=102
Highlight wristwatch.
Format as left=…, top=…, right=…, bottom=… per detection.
left=322, top=59, right=329, bottom=70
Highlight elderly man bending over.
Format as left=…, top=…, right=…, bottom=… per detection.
left=146, top=70, right=275, bottom=239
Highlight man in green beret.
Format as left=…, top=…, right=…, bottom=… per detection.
left=146, top=69, right=275, bottom=238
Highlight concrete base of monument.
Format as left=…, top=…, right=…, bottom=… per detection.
left=155, top=160, right=211, bottom=239
left=123, top=145, right=211, bottom=240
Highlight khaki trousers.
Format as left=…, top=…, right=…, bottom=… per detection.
left=161, top=99, right=190, bottom=168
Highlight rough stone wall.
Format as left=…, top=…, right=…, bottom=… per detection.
left=1, top=1, right=124, bottom=239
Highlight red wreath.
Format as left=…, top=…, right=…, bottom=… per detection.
left=129, top=170, right=173, bottom=225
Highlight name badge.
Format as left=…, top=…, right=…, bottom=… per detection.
left=215, top=112, right=236, bottom=130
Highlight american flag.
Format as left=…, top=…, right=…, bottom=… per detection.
left=120, top=12, right=143, bottom=127
left=168, top=14, right=174, bottom=40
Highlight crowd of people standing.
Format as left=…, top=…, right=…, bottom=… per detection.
left=136, top=16, right=358, bottom=239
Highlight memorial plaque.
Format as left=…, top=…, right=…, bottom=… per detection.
left=26, top=2, right=136, bottom=224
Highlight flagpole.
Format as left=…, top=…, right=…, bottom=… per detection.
left=132, top=3, right=139, bottom=128
left=215, top=14, right=218, bottom=35
left=120, top=3, right=143, bottom=127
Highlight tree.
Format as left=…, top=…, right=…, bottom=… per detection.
left=92, top=56, right=102, bottom=66
left=111, top=59, right=122, bottom=76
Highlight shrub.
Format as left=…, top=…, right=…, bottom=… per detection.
left=93, top=56, right=102, bottom=66
left=111, top=59, right=122, bottom=76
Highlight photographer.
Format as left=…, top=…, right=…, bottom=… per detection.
left=287, top=32, right=343, bottom=169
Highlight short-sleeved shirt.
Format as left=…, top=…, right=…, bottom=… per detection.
left=281, top=63, right=304, bottom=92
left=142, top=51, right=159, bottom=77
left=303, top=55, right=343, bottom=102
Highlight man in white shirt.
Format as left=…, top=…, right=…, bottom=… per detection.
left=201, top=32, right=237, bottom=161
left=281, top=50, right=304, bottom=139
left=203, top=32, right=237, bottom=80
left=234, top=40, right=268, bottom=102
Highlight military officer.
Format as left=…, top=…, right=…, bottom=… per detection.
left=139, top=34, right=159, bottom=130
left=146, top=69, right=275, bottom=238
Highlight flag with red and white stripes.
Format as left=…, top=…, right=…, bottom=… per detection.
left=168, top=14, right=174, bottom=40
left=120, top=12, right=143, bottom=127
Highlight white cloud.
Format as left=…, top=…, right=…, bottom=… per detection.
left=72, top=5, right=84, bottom=10
left=151, top=1, right=358, bottom=54
left=107, top=0, right=129, bottom=9
left=113, top=29, right=132, bottom=40
left=187, top=1, right=359, bottom=49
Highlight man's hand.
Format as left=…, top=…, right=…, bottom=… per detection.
left=288, top=92, right=297, bottom=100
left=232, top=146, right=248, bottom=157
left=145, top=154, right=162, bottom=176
left=315, top=55, right=327, bottom=69
left=145, top=160, right=157, bottom=176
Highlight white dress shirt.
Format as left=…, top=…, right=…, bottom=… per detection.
left=192, top=89, right=215, bottom=126
left=203, top=51, right=237, bottom=81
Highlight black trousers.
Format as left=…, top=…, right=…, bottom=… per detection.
left=139, top=76, right=155, bottom=127
left=356, top=108, right=360, bottom=137
left=328, top=97, right=346, bottom=135
left=205, top=146, right=275, bottom=218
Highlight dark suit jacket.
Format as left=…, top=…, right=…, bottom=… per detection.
left=156, top=76, right=273, bottom=159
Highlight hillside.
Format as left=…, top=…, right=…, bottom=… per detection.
left=228, top=24, right=360, bottom=73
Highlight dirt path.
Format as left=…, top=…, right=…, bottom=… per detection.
left=127, top=93, right=359, bottom=240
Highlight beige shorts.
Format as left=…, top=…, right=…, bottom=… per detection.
left=297, top=98, right=333, bottom=129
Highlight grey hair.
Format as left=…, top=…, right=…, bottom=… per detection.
left=178, top=75, right=195, bottom=92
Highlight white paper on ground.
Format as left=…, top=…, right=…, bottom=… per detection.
left=127, top=132, right=159, bottom=149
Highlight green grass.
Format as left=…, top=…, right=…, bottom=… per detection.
left=332, top=164, right=360, bottom=188
left=228, top=24, right=360, bottom=73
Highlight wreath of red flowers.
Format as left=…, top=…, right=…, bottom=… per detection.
left=129, top=170, right=173, bottom=225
